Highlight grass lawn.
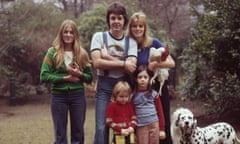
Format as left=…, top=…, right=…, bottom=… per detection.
left=0, top=96, right=96, bottom=144
left=1, top=90, right=239, bottom=144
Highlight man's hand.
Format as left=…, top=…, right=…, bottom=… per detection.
left=124, top=60, right=136, bottom=74
left=101, top=44, right=109, bottom=59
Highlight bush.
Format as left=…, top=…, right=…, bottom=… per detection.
left=179, top=0, right=240, bottom=114
left=0, top=0, right=74, bottom=103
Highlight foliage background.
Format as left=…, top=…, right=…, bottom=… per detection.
left=180, top=0, right=240, bottom=113
left=0, top=0, right=74, bottom=102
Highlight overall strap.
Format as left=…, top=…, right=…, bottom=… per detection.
left=124, top=36, right=129, bottom=60
left=101, top=32, right=130, bottom=76
left=102, top=32, right=108, bottom=48
left=102, top=32, right=109, bottom=76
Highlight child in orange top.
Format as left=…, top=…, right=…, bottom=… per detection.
left=106, top=81, right=137, bottom=144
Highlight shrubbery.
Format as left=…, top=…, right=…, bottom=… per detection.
left=180, top=0, right=240, bottom=114
left=0, top=0, right=72, bottom=103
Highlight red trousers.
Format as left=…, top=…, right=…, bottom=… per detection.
left=136, top=121, right=159, bottom=144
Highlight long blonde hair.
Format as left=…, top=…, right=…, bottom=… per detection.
left=126, top=12, right=152, bottom=48
left=52, top=19, right=90, bottom=70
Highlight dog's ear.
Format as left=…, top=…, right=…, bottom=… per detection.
left=175, top=113, right=181, bottom=126
left=193, top=117, right=197, bottom=128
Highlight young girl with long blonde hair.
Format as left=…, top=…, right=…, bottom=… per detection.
left=40, top=19, right=92, bottom=144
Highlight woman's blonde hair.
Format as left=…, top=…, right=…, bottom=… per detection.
left=126, top=12, right=152, bottom=48
left=112, top=81, right=132, bottom=101
left=52, top=19, right=90, bottom=70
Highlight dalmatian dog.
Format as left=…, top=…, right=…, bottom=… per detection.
left=171, top=107, right=240, bottom=144
left=148, top=44, right=169, bottom=95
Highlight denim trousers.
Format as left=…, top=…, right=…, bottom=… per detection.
left=94, top=76, right=125, bottom=144
left=51, top=90, right=86, bottom=144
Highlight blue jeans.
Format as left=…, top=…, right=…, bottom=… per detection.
left=51, top=90, right=86, bottom=144
left=94, top=76, right=125, bottom=144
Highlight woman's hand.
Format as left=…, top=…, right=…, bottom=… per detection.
left=67, top=63, right=82, bottom=77
left=148, top=54, right=175, bottom=71
left=124, top=60, right=136, bottom=74
left=148, top=61, right=158, bottom=72
left=64, top=75, right=80, bottom=83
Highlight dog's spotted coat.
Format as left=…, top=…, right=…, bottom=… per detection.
left=171, top=108, right=240, bottom=144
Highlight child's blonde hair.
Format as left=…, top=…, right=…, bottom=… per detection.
left=112, top=81, right=132, bottom=101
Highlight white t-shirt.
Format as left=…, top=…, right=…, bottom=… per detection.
left=90, top=31, right=137, bottom=78
left=64, top=51, right=73, bottom=66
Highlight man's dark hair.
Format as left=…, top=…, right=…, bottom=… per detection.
left=106, top=2, right=128, bottom=29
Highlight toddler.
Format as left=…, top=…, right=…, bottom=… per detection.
left=106, top=81, right=137, bottom=144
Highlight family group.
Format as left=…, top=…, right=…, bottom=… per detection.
left=40, top=1, right=175, bottom=144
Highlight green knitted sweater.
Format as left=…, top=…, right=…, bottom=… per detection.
left=40, top=47, right=93, bottom=94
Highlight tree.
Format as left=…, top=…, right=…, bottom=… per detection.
left=180, top=0, right=240, bottom=113
left=78, top=3, right=108, bottom=52
left=0, top=0, right=71, bottom=104
left=131, top=0, right=191, bottom=42
left=58, top=0, right=96, bottom=17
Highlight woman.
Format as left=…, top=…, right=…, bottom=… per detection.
left=127, top=12, right=175, bottom=144
left=40, top=19, right=93, bottom=144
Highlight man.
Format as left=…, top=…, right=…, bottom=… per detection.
left=90, top=2, right=138, bottom=144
